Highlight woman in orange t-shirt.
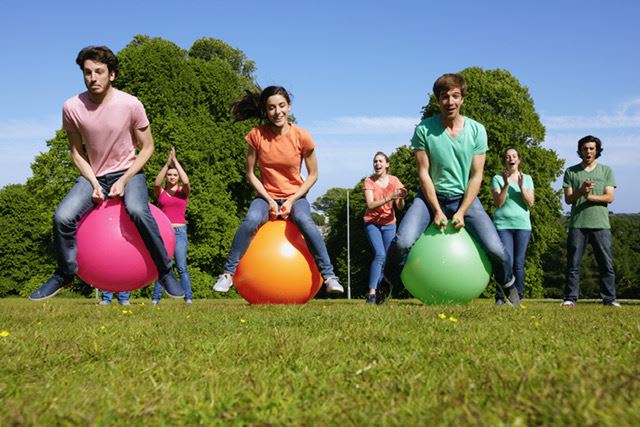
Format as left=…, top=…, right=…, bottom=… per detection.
left=213, top=86, right=343, bottom=295
left=363, top=152, right=407, bottom=304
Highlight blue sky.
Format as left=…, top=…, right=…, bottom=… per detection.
left=1, top=0, right=639, bottom=212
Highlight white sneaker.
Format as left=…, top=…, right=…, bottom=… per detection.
left=151, top=300, right=159, bottom=306
left=120, top=301, right=131, bottom=306
left=561, top=300, right=576, bottom=307
left=324, top=277, right=344, bottom=294
left=97, top=300, right=111, bottom=306
left=605, top=301, right=621, bottom=307
left=185, top=299, right=192, bottom=305
left=213, top=273, right=234, bottom=292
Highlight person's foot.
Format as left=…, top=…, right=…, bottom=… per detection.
left=324, top=277, right=344, bottom=294
left=213, top=273, right=234, bottom=292
left=119, top=301, right=131, bottom=306
left=159, top=273, right=184, bottom=298
left=495, top=298, right=505, bottom=306
left=97, top=300, right=111, bottom=306
left=366, top=294, right=376, bottom=304
left=604, top=300, right=621, bottom=307
left=375, top=275, right=393, bottom=305
left=497, top=276, right=520, bottom=307
left=151, top=300, right=159, bottom=306
left=185, top=299, right=192, bottom=305
left=561, top=300, right=576, bottom=307
left=29, top=274, right=73, bottom=301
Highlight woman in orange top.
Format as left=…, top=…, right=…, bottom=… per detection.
left=213, top=86, right=343, bottom=295
left=363, top=152, right=407, bottom=304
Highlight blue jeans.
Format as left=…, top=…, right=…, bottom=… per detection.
left=223, top=197, right=335, bottom=279
left=364, top=222, right=396, bottom=290
left=565, top=228, right=616, bottom=303
left=384, top=191, right=513, bottom=289
left=496, top=229, right=531, bottom=300
left=152, top=225, right=191, bottom=300
left=101, top=291, right=131, bottom=304
left=53, top=172, right=173, bottom=279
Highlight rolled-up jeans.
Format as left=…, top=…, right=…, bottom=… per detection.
left=53, top=171, right=173, bottom=279
left=223, top=197, right=335, bottom=279
left=384, top=190, right=513, bottom=289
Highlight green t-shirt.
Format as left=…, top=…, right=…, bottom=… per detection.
left=491, top=174, right=534, bottom=230
left=410, top=115, right=488, bottom=196
left=563, top=163, right=616, bottom=229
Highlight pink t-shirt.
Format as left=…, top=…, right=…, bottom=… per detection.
left=246, top=124, right=315, bottom=199
left=363, top=175, right=404, bottom=225
left=157, top=188, right=188, bottom=224
left=62, top=88, right=150, bottom=177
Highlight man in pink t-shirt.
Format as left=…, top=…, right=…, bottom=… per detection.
left=30, top=46, right=183, bottom=301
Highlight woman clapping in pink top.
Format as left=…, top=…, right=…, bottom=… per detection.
left=151, top=147, right=192, bottom=305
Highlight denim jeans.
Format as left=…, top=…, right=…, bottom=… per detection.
left=384, top=191, right=513, bottom=289
left=565, top=228, right=616, bottom=303
left=223, top=197, right=335, bottom=279
left=496, top=229, right=531, bottom=300
left=364, top=222, right=396, bottom=290
left=53, top=172, right=173, bottom=279
left=152, top=225, right=191, bottom=300
left=101, top=291, right=130, bottom=304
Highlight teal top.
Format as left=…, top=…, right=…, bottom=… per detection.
left=563, top=163, right=616, bottom=229
left=491, top=174, right=534, bottom=230
left=410, top=115, right=487, bottom=196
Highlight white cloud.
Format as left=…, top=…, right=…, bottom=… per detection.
left=0, top=117, right=59, bottom=141
left=543, top=98, right=640, bottom=130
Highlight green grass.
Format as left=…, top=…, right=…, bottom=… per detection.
left=1, top=297, right=639, bottom=426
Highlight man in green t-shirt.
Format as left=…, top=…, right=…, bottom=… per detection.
left=380, top=73, right=519, bottom=306
left=562, top=135, right=619, bottom=307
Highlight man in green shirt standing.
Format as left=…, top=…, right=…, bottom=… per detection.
left=562, top=135, right=619, bottom=307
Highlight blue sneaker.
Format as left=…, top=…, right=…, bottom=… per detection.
left=29, top=274, right=73, bottom=301
left=159, top=273, right=184, bottom=298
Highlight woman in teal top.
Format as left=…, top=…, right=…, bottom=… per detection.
left=491, top=148, right=534, bottom=303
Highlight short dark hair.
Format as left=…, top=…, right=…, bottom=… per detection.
left=433, top=73, right=467, bottom=99
left=75, top=46, right=119, bottom=77
left=577, top=135, right=603, bottom=159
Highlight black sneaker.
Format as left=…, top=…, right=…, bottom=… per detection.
left=159, top=272, right=185, bottom=298
left=376, top=275, right=393, bottom=305
left=29, top=274, right=73, bottom=301
left=366, top=294, right=376, bottom=304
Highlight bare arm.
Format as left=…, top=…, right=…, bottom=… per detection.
left=587, top=186, right=615, bottom=204
left=68, top=130, right=103, bottom=203
left=492, top=172, right=509, bottom=208
left=451, top=153, right=485, bottom=229
left=564, top=179, right=594, bottom=205
left=245, top=146, right=277, bottom=215
left=416, top=150, right=446, bottom=227
left=171, top=150, right=191, bottom=197
left=153, top=154, right=171, bottom=198
left=108, top=126, right=154, bottom=198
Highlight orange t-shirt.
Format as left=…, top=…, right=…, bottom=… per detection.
left=363, top=175, right=404, bottom=225
left=246, top=124, right=315, bottom=199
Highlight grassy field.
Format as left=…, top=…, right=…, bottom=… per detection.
left=1, top=297, right=639, bottom=426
